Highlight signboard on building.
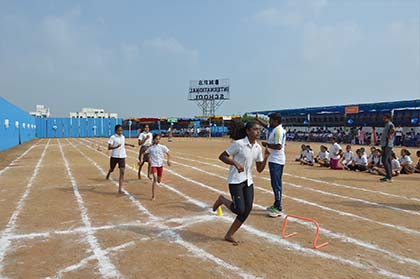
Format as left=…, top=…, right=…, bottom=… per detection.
left=188, top=79, right=230, bottom=101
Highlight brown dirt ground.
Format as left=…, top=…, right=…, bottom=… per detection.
left=0, top=137, right=419, bottom=279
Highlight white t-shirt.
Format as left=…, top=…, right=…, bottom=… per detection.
left=302, top=150, right=314, bottom=162
left=138, top=132, right=153, bottom=147
left=226, top=137, right=263, bottom=186
left=391, top=159, right=401, bottom=171
left=355, top=155, right=368, bottom=166
left=372, top=156, right=382, bottom=166
left=108, top=134, right=127, bottom=158
left=318, top=151, right=330, bottom=162
left=145, top=144, right=170, bottom=167
left=329, top=143, right=342, bottom=160
left=343, top=151, right=353, bottom=161
left=267, top=124, right=286, bottom=165
left=398, top=155, right=413, bottom=165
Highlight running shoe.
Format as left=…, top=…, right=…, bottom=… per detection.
left=268, top=208, right=282, bottom=218
left=266, top=205, right=275, bottom=211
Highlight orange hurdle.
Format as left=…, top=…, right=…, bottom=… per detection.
left=281, top=214, right=329, bottom=249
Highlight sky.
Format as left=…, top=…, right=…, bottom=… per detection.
left=0, top=0, right=419, bottom=118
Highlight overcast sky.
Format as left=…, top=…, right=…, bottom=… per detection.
left=1, top=0, right=419, bottom=118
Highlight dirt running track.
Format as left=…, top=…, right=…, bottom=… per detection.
left=0, top=137, right=419, bottom=279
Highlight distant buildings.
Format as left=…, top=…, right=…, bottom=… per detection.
left=70, top=108, right=118, bottom=119
left=30, top=105, right=50, bottom=118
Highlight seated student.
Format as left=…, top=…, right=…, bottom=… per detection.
left=371, top=152, right=400, bottom=177
left=329, top=136, right=343, bottom=170
left=315, top=145, right=330, bottom=167
left=368, top=149, right=382, bottom=171
left=399, top=149, right=415, bottom=174
left=300, top=145, right=314, bottom=166
left=367, top=146, right=376, bottom=162
left=415, top=151, right=420, bottom=173
left=348, top=149, right=368, bottom=171
left=341, top=145, right=354, bottom=168
left=295, top=144, right=307, bottom=162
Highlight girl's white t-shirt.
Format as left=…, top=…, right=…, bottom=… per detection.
left=398, top=155, right=413, bottom=165
left=329, top=143, right=342, bottom=160
left=146, top=144, right=170, bottom=167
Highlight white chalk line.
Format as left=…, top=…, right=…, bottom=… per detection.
left=0, top=142, right=39, bottom=176
left=83, top=139, right=416, bottom=279
left=163, top=161, right=420, bottom=268
left=46, top=241, right=136, bottom=279
left=123, top=145, right=420, bottom=236
left=58, top=140, right=122, bottom=278
left=171, top=152, right=420, bottom=203
left=0, top=139, right=50, bottom=277
left=170, top=153, right=420, bottom=220
left=73, top=139, right=261, bottom=279
left=99, top=139, right=420, bottom=266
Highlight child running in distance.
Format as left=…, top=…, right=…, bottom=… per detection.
left=315, top=145, right=330, bottom=167
left=106, top=125, right=135, bottom=193
left=300, top=145, right=314, bottom=166
left=145, top=134, right=171, bottom=200
left=399, top=149, right=415, bottom=174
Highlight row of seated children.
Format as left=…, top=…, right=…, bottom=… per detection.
left=296, top=143, right=420, bottom=177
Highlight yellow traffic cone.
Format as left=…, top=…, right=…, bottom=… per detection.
left=217, top=206, right=223, bottom=217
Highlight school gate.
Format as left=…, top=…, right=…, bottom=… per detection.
left=35, top=118, right=123, bottom=138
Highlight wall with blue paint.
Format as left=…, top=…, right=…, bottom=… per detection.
left=0, top=97, right=36, bottom=152
left=35, top=118, right=122, bottom=138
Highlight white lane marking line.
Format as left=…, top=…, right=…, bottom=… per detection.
left=73, top=139, right=261, bottom=279
left=163, top=163, right=420, bottom=267
left=95, top=138, right=420, bottom=266
left=0, top=142, right=39, bottom=176
left=59, top=140, right=122, bottom=279
left=46, top=241, right=136, bottom=279
left=8, top=222, right=143, bottom=241
left=172, top=153, right=420, bottom=203
left=82, top=139, right=416, bottom=279
left=168, top=158, right=420, bottom=236
left=0, top=139, right=50, bottom=276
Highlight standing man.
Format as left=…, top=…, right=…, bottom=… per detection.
left=380, top=114, right=395, bottom=183
left=256, top=113, right=286, bottom=218
left=138, top=124, right=153, bottom=180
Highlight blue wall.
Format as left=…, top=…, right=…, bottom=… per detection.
left=35, top=117, right=122, bottom=138
left=0, top=97, right=36, bottom=152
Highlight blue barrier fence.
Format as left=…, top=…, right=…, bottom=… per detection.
left=0, top=97, right=36, bottom=152
left=35, top=118, right=122, bottom=138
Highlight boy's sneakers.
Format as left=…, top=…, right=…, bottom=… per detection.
left=266, top=205, right=275, bottom=211
left=268, top=207, right=282, bottom=218
left=379, top=177, right=392, bottom=183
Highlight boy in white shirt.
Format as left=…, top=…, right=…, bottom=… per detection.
left=145, top=134, right=171, bottom=200
left=106, top=125, right=135, bottom=193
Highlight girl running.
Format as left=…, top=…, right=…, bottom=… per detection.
left=212, top=121, right=269, bottom=245
left=145, top=134, right=171, bottom=200
left=106, top=125, right=135, bottom=193
left=138, top=125, right=153, bottom=180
